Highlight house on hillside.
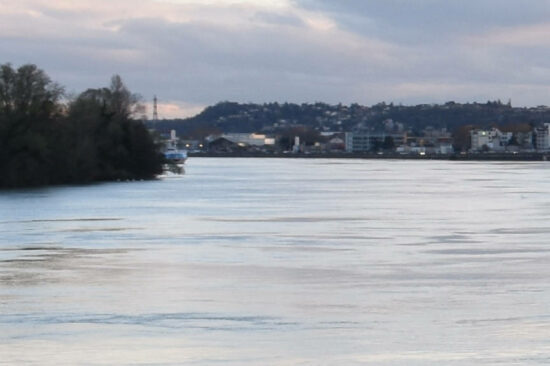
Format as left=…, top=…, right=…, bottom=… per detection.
left=470, top=128, right=512, bottom=152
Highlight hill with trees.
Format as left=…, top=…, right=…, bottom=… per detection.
left=0, top=63, right=164, bottom=188
left=151, top=100, right=550, bottom=144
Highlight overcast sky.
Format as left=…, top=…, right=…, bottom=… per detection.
left=3, top=0, right=550, bottom=118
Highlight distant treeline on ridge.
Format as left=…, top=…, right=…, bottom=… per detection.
left=151, top=100, right=550, bottom=151
left=0, top=63, right=164, bottom=188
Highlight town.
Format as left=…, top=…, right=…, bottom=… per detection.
left=151, top=101, right=550, bottom=158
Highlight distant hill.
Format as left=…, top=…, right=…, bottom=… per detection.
left=148, top=100, right=550, bottom=139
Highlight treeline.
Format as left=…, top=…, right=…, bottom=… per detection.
left=151, top=100, right=550, bottom=139
left=0, top=63, right=164, bottom=188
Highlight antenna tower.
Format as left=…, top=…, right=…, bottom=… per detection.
left=153, top=95, right=159, bottom=122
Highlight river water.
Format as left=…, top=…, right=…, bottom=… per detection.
left=1, top=158, right=550, bottom=365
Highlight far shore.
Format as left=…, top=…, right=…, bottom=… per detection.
left=189, top=152, right=550, bottom=161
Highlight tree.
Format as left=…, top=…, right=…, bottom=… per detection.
left=108, top=75, right=145, bottom=119
left=0, top=63, right=64, bottom=187
left=70, top=75, right=144, bottom=121
left=0, top=64, right=163, bottom=187
left=67, top=75, right=163, bottom=181
left=382, top=136, right=395, bottom=150
left=0, top=63, right=63, bottom=121
left=452, top=124, right=475, bottom=152
left=277, top=126, right=324, bottom=150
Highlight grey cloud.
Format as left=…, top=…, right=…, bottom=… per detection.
left=111, top=17, right=400, bottom=97
left=113, top=16, right=548, bottom=106
left=252, top=11, right=305, bottom=27
left=297, top=0, right=550, bottom=43
left=3, top=1, right=550, bottom=112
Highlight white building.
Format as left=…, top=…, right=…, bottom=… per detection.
left=470, top=128, right=512, bottom=151
left=534, top=123, right=550, bottom=151
left=220, top=133, right=275, bottom=147
left=437, top=143, right=454, bottom=154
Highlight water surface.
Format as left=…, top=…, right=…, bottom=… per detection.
left=1, top=158, right=550, bottom=365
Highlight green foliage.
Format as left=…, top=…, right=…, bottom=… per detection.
left=0, top=64, right=163, bottom=188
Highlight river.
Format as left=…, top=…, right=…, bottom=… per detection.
left=1, top=158, right=550, bottom=365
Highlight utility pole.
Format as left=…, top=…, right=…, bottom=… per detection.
left=153, top=95, right=159, bottom=122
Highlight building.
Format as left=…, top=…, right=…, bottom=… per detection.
left=328, top=136, right=345, bottom=151
left=345, top=132, right=369, bottom=152
left=221, top=133, right=275, bottom=147
left=514, top=131, right=534, bottom=151
left=345, top=132, right=406, bottom=152
left=207, top=137, right=241, bottom=153
left=470, top=128, right=512, bottom=152
left=436, top=143, right=454, bottom=154
left=534, top=123, right=550, bottom=151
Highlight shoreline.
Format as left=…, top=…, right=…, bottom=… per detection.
left=189, top=152, right=550, bottom=161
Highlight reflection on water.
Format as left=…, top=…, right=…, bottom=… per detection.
left=1, top=158, right=550, bottom=365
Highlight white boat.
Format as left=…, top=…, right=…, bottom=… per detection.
left=163, top=130, right=187, bottom=173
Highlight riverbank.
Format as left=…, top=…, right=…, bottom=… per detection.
left=189, top=151, right=550, bottom=161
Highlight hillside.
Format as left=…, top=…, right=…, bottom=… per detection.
left=149, top=100, right=550, bottom=139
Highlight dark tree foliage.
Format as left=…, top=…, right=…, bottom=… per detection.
left=382, top=136, right=395, bottom=151
left=0, top=64, right=163, bottom=188
left=152, top=100, right=550, bottom=140
left=277, top=126, right=324, bottom=149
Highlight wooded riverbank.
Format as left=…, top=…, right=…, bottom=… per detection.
left=0, top=63, right=164, bottom=188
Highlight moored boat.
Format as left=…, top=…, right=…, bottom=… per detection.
left=163, top=130, right=187, bottom=173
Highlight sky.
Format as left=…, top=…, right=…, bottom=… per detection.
left=3, top=0, right=550, bottom=118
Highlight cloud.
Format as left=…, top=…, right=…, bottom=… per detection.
left=469, top=23, right=550, bottom=47
left=3, top=0, right=550, bottom=116
left=252, top=11, right=305, bottom=28
left=145, top=100, right=205, bottom=119
left=154, top=0, right=291, bottom=8
left=1, top=0, right=399, bottom=103
left=296, top=0, right=550, bottom=43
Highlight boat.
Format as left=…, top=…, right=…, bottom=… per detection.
left=163, top=130, right=187, bottom=174
left=164, top=149, right=187, bottom=164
